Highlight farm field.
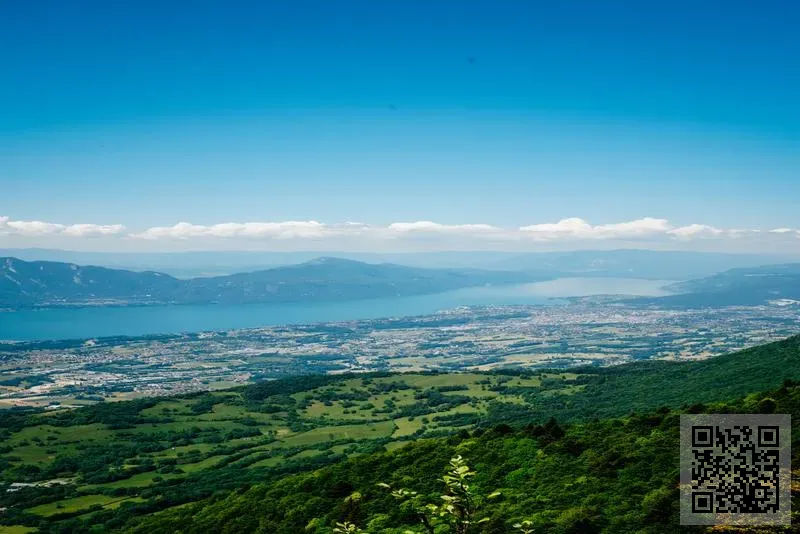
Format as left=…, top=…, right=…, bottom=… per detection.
left=0, top=371, right=576, bottom=531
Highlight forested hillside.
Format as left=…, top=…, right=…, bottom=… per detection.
left=124, top=380, right=800, bottom=533
left=1, top=336, right=799, bottom=532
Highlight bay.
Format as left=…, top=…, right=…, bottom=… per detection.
left=0, top=277, right=671, bottom=341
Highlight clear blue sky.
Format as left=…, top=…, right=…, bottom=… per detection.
left=1, top=0, right=799, bottom=251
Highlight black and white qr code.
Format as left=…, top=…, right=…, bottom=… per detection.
left=680, top=414, right=791, bottom=526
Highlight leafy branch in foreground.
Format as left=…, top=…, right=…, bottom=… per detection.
left=512, top=520, right=536, bottom=534
left=333, top=455, right=525, bottom=533
left=333, top=522, right=364, bottom=533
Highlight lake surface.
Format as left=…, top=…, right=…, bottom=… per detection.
left=0, top=277, right=671, bottom=341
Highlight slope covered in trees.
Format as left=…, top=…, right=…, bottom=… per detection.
left=122, top=381, right=800, bottom=533
left=1, top=335, right=798, bottom=532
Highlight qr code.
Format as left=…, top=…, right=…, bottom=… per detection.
left=680, top=414, right=791, bottom=526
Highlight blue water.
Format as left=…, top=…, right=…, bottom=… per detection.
left=0, top=277, right=671, bottom=341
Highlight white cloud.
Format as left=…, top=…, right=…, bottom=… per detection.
left=519, top=217, right=670, bottom=241
left=212, top=221, right=331, bottom=239
left=592, top=217, right=672, bottom=239
left=727, top=229, right=762, bottom=239
left=6, top=220, right=66, bottom=235
left=386, top=221, right=501, bottom=235
left=133, top=220, right=505, bottom=241
left=131, top=221, right=335, bottom=240
left=2, top=215, right=799, bottom=249
left=62, top=224, right=127, bottom=237
left=0, top=216, right=124, bottom=237
left=131, top=222, right=218, bottom=240
left=667, top=224, right=725, bottom=239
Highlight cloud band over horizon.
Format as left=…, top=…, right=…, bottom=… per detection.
left=2, top=216, right=799, bottom=250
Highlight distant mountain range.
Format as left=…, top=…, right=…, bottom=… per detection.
left=0, top=256, right=540, bottom=309
left=4, top=253, right=798, bottom=310
left=487, top=249, right=797, bottom=280
left=636, top=262, right=800, bottom=307
left=1, top=248, right=792, bottom=279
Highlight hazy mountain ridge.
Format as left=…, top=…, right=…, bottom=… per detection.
left=0, top=256, right=539, bottom=309
left=0, top=257, right=182, bottom=307
left=489, top=249, right=795, bottom=280
left=1, top=248, right=791, bottom=279
left=636, top=262, right=800, bottom=307
left=4, top=253, right=798, bottom=310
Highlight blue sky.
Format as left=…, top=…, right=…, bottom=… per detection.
left=1, top=0, right=799, bottom=252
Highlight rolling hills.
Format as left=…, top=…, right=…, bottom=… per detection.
left=128, top=384, right=800, bottom=534
left=0, top=257, right=539, bottom=309
left=1, top=335, right=799, bottom=532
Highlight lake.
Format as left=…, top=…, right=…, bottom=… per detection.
left=0, top=277, right=671, bottom=341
